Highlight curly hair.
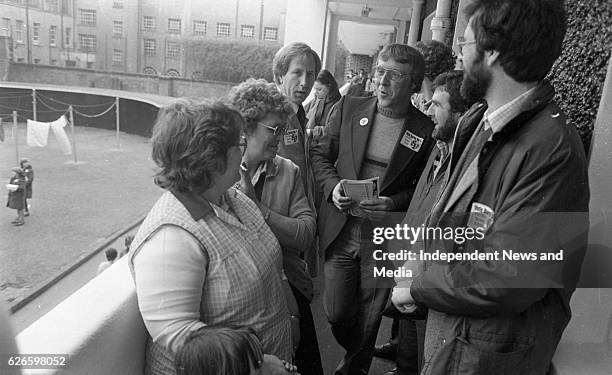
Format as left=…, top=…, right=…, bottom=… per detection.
left=227, top=78, right=293, bottom=134
left=175, top=326, right=264, bottom=375
left=150, top=98, right=243, bottom=193
left=415, top=40, right=456, bottom=82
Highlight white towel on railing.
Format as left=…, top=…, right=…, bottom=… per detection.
left=26, top=119, right=50, bottom=147
left=50, top=115, right=72, bottom=155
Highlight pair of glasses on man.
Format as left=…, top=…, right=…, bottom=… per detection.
left=456, top=36, right=477, bottom=53
left=374, top=67, right=411, bottom=82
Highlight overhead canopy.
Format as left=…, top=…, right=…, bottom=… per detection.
left=329, top=0, right=413, bottom=55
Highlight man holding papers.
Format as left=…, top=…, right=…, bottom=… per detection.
left=311, top=43, right=434, bottom=375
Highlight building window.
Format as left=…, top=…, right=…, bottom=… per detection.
left=49, top=25, right=57, bottom=46
left=167, top=18, right=181, bottom=34
left=113, top=49, right=123, bottom=64
left=193, top=21, right=206, bottom=36
left=144, top=38, right=156, bottom=56
left=166, top=41, right=180, bottom=58
left=15, top=20, right=24, bottom=43
left=78, top=33, right=96, bottom=51
left=34, top=58, right=40, bottom=64
left=263, top=27, right=278, bottom=41
left=51, top=59, right=57, bottom=65
left=45, top=0, right=59, bottom=13
left=65, top=27, right=72, bottom=47
left=113, top=0, right=123, bottom=8
left=113, top=21, right=123, bottom=38
left=241, top=25, right=254, bottom=38
left=216, top=22, right=230, bottom=37
left=143, top=16, right=155, bottom=31
left=17, top=58, right=25, bottom=63
left=87, top=61, right=94, bottom=69
left=1, top=18, right=10, bottom=37
left=27, top=0, right=40, bottom=8
left=32, top=23, right=40, bottom=44
left=78, top=9, right=96, bottom=27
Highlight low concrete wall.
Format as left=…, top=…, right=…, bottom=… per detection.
left=16, top=257, right=146, bottom=375
left=7, top=63, right=233, bottom=100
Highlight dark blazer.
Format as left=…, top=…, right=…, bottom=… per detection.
left=311, top=95, right=434, bottom=253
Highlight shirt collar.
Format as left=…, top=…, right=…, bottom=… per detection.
left=249, top=157, right=279, bottom=185
left=483, top=86, right=537, bottom=133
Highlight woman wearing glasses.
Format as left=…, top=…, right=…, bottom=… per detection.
left=229, top=78, right=324, bottom=375
left=127, top=99, right=292, bottom=375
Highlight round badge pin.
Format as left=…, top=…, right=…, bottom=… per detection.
left=359, top=117, right=368, bottom=126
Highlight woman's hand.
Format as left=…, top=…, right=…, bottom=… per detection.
left=261, top=354, right=300, bottom=374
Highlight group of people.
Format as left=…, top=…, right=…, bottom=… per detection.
left=6, top=158, right=33, bottom=226
left=127, top=1, right=588, bottom=375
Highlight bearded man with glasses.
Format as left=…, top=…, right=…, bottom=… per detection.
left=311, top=43, right=434, bottom=375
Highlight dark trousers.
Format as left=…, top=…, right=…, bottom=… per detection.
left=397, top=319, right=426, bottom=375
left=290, top=283, right=324, bottom=375
left=324, top=219, right=391, bottom=375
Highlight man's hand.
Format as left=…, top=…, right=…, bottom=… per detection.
left=392, top=286, right=418, bottom=314
left=359, top=196, right=394, bottom=222
left=261, top=354, right=300, bottom=374
left=332, top=182, right=353, bottom=212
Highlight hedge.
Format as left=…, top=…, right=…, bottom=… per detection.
left=549, top=0, right=611, bottom=152
left=186, top=40, right=277, bottom=83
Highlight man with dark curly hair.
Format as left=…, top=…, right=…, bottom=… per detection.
left=411, top=40, right=456, bottom=114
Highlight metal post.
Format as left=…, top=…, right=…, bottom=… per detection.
left=13, top=111, right=19, bottom=164
left=115, top=97, right=120, bottom=149
left=69, top=105, right=78, bottom=163
left=32, top=89, right=37, bottom=121
left=321, top=0, right=330, bottom=64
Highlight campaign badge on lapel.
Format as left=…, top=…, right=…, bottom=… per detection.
left=284, top=129, right=299, bottom=145
left=400, top=130, right=423, bottom=152
left=359, top=117, right=368, bottom=126
left=467, top=202, right=494, bottom=231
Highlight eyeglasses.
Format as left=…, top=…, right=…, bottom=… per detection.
left=456, top=37, right=476, bottom=53
left=374, top=67, right=411, bottom=82
left=260, top=122, right=286, bottom=136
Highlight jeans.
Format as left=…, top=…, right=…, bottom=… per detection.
left=324, top=218, right=392, bottom=375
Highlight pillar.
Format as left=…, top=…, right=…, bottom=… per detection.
left=431, top=0, right=453, bottom=42
left=407, top=0, right=424, bottom=46
left=323, top=13, right=339, bottom=72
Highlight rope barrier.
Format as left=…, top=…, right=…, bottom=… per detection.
left=35, top=95, right=69, bottom=113
left=72, top=102, right=116, bottom=118
left=36, top=92, right=116, bottom=109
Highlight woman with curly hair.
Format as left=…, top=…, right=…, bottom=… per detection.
left=229, top=78, right=324, bottom=375
left=128, top=99, right=292, bottom=375
left=412, top=40, right=456, bottom=113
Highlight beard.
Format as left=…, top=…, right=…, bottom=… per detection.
left=432, top=116, right=458, bottom=143
left=460, top=51, right=491, bottom=103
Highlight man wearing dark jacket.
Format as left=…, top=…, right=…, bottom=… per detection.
left=312, top=44, right=434, bottom=375
left=391, top=1, right=589, bottom=374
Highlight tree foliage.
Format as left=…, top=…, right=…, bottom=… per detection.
left=548, top=0, right=612, bottom=152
